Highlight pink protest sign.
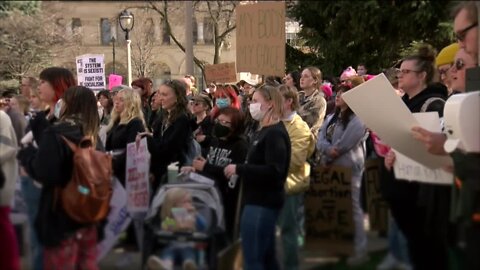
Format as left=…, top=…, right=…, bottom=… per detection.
left=108, top=74, right=123, bottom=90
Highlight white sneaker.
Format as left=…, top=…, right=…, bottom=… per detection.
left=147, top=255, right=173, bottom=270
left=346, top=253, right=370, bottom=267
left=377, top=253, right=400, bottom=270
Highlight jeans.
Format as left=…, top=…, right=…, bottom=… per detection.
left=388, top=214, right=410, bottom=264
left=351, top=175, right=367, bottom=255
left=278, top=194, right=301, bottom=270
left=20, top=175, right=43, bottom=270
left=240, top=204, right=280, bottom=270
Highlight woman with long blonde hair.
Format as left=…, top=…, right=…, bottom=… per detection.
left=105, top=88, right=146, bottom=186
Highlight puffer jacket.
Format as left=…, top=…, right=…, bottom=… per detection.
left=283, top=113, right=316, bottom=194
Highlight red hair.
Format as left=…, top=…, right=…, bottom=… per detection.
left=39, top=67, right=76, bottom=102
left=210, top=85, right=240, bottom=119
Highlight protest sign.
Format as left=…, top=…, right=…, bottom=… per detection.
left=126, top=138, right=150, bottom=213
left=236, top=2, right=285, bottom=77
left=341, top=74, right=452, bottom=169
left=97, top=178, right=131, bottom=261
left=76, top=54, right=106, bottom=90
left=305, top=166, right=354, bottom=255
left=204, top=62, right=237, bottom=84
left=364, top=159, right=389, bottom=232
left=393, top=112, right=453, bottom=184
left=108, top=74, right=123, bottom=90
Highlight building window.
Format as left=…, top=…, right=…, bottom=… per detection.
left=162, top=20, right=170, bottom=45
left=72, top=18, right=82, bottom=35
left=100, top=18, right=112, bottom=45
left=192, top=18, right=197, bottom=45
left=203, top=17, right=214, bottom=44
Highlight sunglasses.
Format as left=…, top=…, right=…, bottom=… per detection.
left=455, top=22, right=478, bottom=42
left=453, top=58, right=465, bottom=71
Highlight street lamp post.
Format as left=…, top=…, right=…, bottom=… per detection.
left=110, top=36, right=116, bottom=74
left=119, top=9, right=134, bottom=86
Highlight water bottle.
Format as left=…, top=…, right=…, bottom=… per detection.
left=167, top=162, right=179, bottom=183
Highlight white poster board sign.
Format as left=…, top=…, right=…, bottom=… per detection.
left=341, top=74, right=452, bottom=169
left=96, top=179, right=132, bottom=261
left=76, top=54, right=106, bottom=90
left=126, top=138, right=150, bottom=213
left=393, top=112, right=453, bottom=185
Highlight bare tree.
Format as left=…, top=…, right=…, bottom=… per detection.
left=0, top=9, right=80, bottom=80
left=136, top=1, right=238, bottom=75
left=130, top=16, right=159, bottom=78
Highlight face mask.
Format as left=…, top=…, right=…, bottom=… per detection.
left=216, top=98, right=230, bottom=109
left=54, top=99, right=64, bottom=119
left=249, top=103, right=266, bottom=121
left=213, top=122, right=231, bottom=138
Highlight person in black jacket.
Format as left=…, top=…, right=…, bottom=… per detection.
left=105, top=88, right=146, bottom=187
left=224, top=84, right=291, bottom=270
left=184, top=107, right=249, bottom=242
left=383, top=45, right=451, bottom=270
left=137, top=80, right=192, bottom=194
left=18, top=86, right=103, bottom=269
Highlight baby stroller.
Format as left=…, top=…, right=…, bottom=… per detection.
left=143, top=172, right=226, bottom=270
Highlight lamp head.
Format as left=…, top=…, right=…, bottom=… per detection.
left=119, top=9, right=134, bottom=32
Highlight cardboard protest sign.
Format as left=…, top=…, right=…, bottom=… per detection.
left=236, top=2, right=285, bottom=77
left=76, top=54, right=106, bottom=90
left=393, top=112, right=453, bottom=185
left=126, top=138, right=150, bottom=213
left=97, top=179, right=132, bottom=261
left=364, top=159, right=389, bottom=232
left=305, top=166, right=354, bottom=255
left=204, top=62, right=237, bottom=84
left=341, top=74, right=452, bottom=169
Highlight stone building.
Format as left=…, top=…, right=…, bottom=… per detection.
left=42, top=1, right=238, bottom=90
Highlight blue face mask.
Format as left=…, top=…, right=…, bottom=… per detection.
left=216, top=98, right=230, bottom=109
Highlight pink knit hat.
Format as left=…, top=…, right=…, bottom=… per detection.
left=320, top=83, right=333, bottom=98
left=340, top=66, right=357, bottom=81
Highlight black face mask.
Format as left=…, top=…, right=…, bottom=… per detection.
left=214, top=123, right=232, bottom=138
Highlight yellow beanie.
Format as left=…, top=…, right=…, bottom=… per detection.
left=436, top=43, right=460, bottom=67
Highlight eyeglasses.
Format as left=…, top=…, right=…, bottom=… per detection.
left=397, top=69, right=422, bottom=75
left=453, top=58, right=465, bottom=71
left=438, top=66, right=451, bottom=76
left=455, top=22, right=478, bottom=42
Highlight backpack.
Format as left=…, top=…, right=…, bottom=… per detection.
left=55, top=136, right=113, bottom=224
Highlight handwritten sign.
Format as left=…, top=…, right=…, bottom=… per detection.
left=305, top=166, right=354, bottom=255
left=393, top=151, right=453, bottom=184
left=364, top=159, right=388, bottom=232
left=126, top=138, right=150, bottom=213
left=236, top=2, right=285, bottom=77
left=97, top=179, right=132, bottom=261
left=204, top=62, right=237, bottom=84
left=76, top=54, right=106, bottom=90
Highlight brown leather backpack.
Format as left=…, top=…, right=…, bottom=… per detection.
left=56, top=136, right=113, bottom=224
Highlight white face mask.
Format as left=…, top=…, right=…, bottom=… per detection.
left=249, top=103, right=266, bottom=121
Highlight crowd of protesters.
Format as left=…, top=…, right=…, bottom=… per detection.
left=0, top=1, right=478, bottom=270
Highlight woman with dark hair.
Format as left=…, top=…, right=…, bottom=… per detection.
left=183, top=107, right=249, bottom=242
left=317, top=83, right=368, bottom=266
left=18, top=86, right=103, bottom=269
left=384, top=45, right=450, bottom=270
left=97, top=90, right=113, bottom=125
left=283, top=71, right=301, bottom=91
left=18, top=67, right=76, bottom=270
left=138, top=80, right=193, bottom=193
